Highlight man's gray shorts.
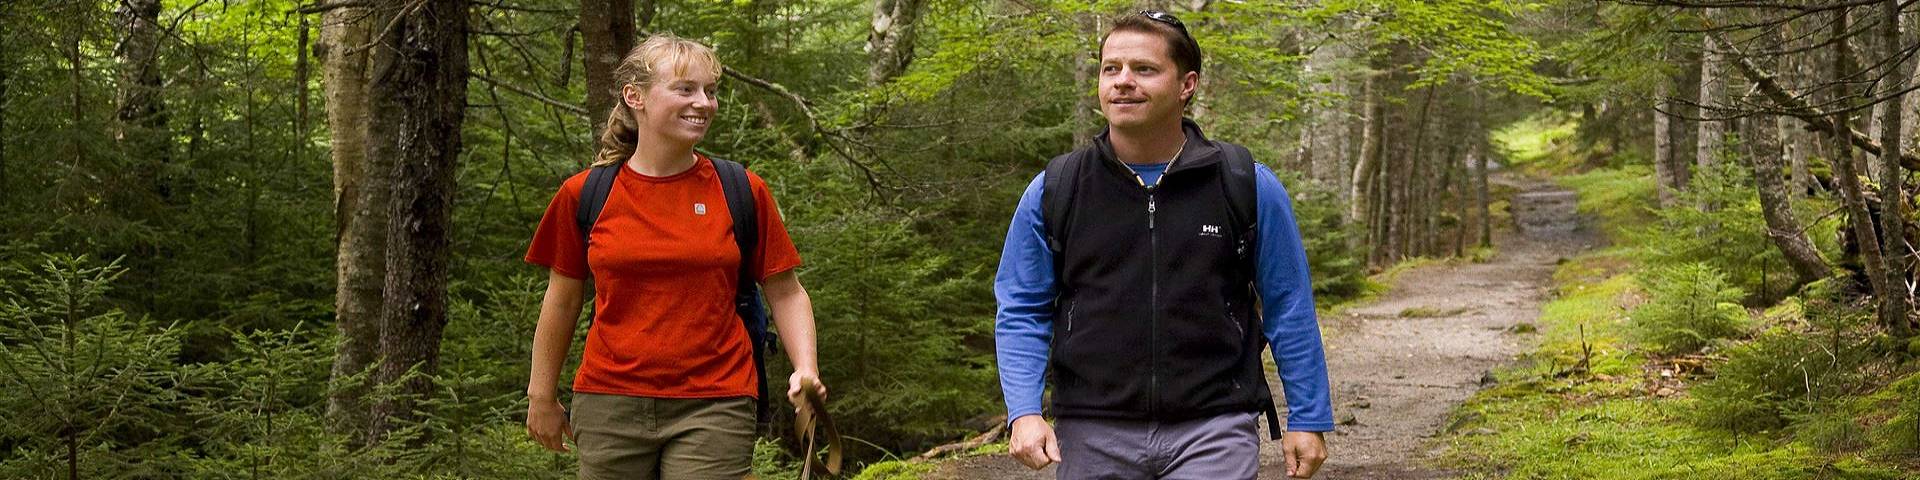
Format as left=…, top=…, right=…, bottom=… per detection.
left=1055, top=411, right=1260, bottom=480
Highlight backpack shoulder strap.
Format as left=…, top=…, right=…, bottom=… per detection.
left=711, top=156, right=777, bottom=426
left=1217, top=143, right=1282, bottom=440
left=576, top=164, right=622, bottom=259
left=711, top=157, right=758, bottom=268
left=1040, top=150, right=1085, bottom=256
left=1217, top=142, right=1259, bottom=260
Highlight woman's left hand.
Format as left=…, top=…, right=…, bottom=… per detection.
left=788, top=371, right=828, bottom=408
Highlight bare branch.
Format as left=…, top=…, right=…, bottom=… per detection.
left=721, top=65, right=894, bottom=195
left=1712, top=33, right=1920, bottom=170
left=469, top=72, right=587, bottom=116
left=295, top=0, right=375, bottom=15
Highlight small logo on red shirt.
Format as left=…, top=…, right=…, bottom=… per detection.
left=694, top=203, right=708, bottom=215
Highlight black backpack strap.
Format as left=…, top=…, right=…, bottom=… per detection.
left=1041, top=151, right=1085, bottom=297
left=575, top=164, right=622, bottom=256
left=1040, top=152, right=1084, bottom=257
left=571, top=164, right=621, bottom=356
left=712, top=157, right=774, bottom=426
left=713, top=158, right=758, bottom=268
left=1216, top=142, right=1282, bottom=440
left=1217, top=142, right=1259, bottom=262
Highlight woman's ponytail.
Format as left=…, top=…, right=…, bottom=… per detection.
left=594, top=101, right=640, bottom=167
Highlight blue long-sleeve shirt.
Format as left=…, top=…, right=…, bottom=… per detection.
left=993, top=161, right=1334, bottom=432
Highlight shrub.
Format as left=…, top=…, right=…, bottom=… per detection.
left=1633, top=162, right=1839, bottom=305
left=1627, top=263, right=1750, bottom=355
left=1689, top=279, right=1879, bottom=435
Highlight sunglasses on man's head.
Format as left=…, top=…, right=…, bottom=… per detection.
left=1139, top=10, right=1193, bottom=40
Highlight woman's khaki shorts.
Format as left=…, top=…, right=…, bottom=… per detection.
left=570, top=392, right=756, bottom=480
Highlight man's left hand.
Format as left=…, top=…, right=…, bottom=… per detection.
left=1282, top=431, right=1327, bottom=479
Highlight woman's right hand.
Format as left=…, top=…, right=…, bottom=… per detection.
left=526, top=396, right=574, bottom=452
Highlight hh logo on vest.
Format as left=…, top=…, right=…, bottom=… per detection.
left=1200, top=224, right=1224, bottom=238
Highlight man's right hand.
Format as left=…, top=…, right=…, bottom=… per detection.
left=526, top=395, right=574, bottom=453
left=1008, top=415, right=1061, bottom=470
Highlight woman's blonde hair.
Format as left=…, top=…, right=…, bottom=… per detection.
left=594, top=34, right=723, bottom=167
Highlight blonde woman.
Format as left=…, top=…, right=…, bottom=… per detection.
left=522, top=34, right=825, bottom=479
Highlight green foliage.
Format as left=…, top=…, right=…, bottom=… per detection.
left=1689, top=279, right=1878, bottom=435
left=1556, top=166, right=1659, bottom=236
left=1626, top=263, right=1750, bottom=355
left=1867, top=372, right=1920, bottom=457
left=1278, top=170, right=1372, bottom=302
left=0, top=255, right=193, bottom=477
left=1634, top=162, right=1837, bottom=304
left=1492, top=112, right=1583, bottom=172
left=848, top=460, right=936, bottom=480
left=1440, top=250, right=1910, bottom=480
left=0, top=0, right=1547, bottom=476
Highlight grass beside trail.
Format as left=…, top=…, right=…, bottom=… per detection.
left=1433, top=248, right=1908, bottom=479
left=1432, top=116, right=1914, bottom=479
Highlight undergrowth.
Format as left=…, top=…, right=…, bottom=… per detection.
left=1437, top=116, right=1918, bottom=478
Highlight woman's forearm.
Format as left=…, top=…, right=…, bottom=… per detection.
left=762, top=270, right=817, bottom=374
left=528, top=270, right=586, bottom=400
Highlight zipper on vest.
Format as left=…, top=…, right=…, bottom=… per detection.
left=1146, top=185, right=1159, bottom=416
left=1066, top=300, right=1077, bottom=332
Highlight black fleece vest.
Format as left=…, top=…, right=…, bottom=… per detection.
left=1044, top=123, right=1275, bottom=421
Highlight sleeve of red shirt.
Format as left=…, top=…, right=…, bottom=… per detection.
left=524, top=171, right=592, bottom=279
left=747, top=171, right=803, bottom=281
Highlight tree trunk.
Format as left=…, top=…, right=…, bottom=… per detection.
left=1875, top=0, right=1911, bottom=336
left=1748, top=112, right=1832, bottom=285
left=296, top=16, right=311, bottom=153
left=1298, top=101, right=1314, bottom=180
left=1343, top=75, right=1365, bottom=199
left=1783, top=115, right=1809, bottom=199
left=1475, top=142, right=1491, bottom=248
left=114, top=0, right=168, bottom=199
left=581, top=0, right=636, bottom=138
left=1653, top=76, right=1677, bottom=207
left=1072, top=13, right=1098, bottom=146
left=1371, top=147, right=1391, bottom=265
left=866, top=0, right=927, bottom=86
left=319, top=3, right=385, bottom=439
left=1, top=43, right=9, bottom=189
left=1453, top=142, right=1468, bottom=257
left=1349, top=73, right=1381, bottom=227
left=1409, top=86, right=1436, bottom=256
left=1830, top=8, right=1895, bottom=328
left=67, top=19, right=84, bottom=209
left=364, top=0, right=469, bottom=445
left=1697, top=35, right=1723, bottom=170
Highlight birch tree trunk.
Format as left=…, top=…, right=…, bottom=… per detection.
left=319, top=3, right=385, bottom=439
left=867, top=0, right=928, bottom=86
left=1349, top=72, right=1381, bottom=228
left=115, top=0, right=168, bottom=199
left=1654, top=76, right=1676, bottom=207
left=1697, top=35, right=1723, bottom=170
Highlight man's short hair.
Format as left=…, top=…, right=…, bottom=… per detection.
left=1100, top=11, right=1203, bottom=76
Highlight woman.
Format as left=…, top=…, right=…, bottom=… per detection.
left=522, top=34, right=825, bottom=479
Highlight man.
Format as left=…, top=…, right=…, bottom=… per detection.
left=994, top=10, right=1332, bottom=480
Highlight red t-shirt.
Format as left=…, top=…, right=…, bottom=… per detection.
left=524, top=154, right=802, bottom=399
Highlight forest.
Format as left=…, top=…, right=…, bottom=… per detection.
left=0, top=0, right=1916, bottom=478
